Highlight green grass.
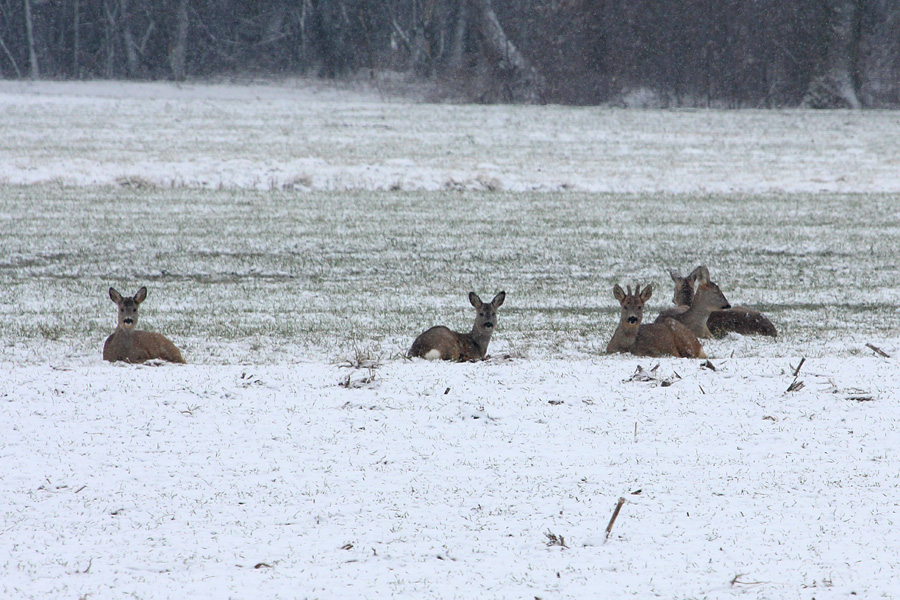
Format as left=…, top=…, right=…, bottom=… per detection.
left=1, top=184, right=898, bottom=363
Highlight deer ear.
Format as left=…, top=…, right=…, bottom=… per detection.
left=668, top=268, right=682, bottom=283
left=693, top=266, right=709, bottom=285
left=134, top=286, right=148, bottom=304
left=688, top=265, right=707, bottom=283
left=613, top=284, right=626, bottom=303
left=640, top=284, right=653, bottom=302
left=491, top=291, right=506, bottom=307
left=469, top=292, right=483, bottom=308
left=109, top=287, right=122, bottom=304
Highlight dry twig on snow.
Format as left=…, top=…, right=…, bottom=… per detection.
left=866, top=343, right=891, bottom=358
left=605, top=497, right=626, bottom=540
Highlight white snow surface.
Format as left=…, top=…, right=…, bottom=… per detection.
left=2, top=79, right=899, bottom=193
left=4, top=357, right=900, bottom=599
left=2, top=80, right=900, bottom=599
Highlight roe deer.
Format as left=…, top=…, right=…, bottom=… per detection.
left=408, top=291, right=506, bottom=361
left=668, top=268, right=696, bottom=307
left=103, top=287, right=186, bottom=364
left=669, top=266, right=777, bottom=337
left=654, top=266, right=730, bottom=338
left=606, top=283, right=705, bottom=358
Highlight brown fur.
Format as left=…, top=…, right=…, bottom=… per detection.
left=408, top=291, right=506, bottom=361
left=607, top=283, right=705, bottom=359
left=668, top=266, right=777, bottom=337
left=708, top=308, right=778, bottom=337
left=655, top=266, right=730, bottom=338
left=103, top=286, right=186, bottom=364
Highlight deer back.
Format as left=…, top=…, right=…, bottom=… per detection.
left=103, top=329, right=186, bottom=364
left=408, top=291, right=505, bottom=361
left=707, top=307, right=778, bottom=337
left=634, top=319, right=706, bottom=358
left=408, top=326, right=485, bottom=361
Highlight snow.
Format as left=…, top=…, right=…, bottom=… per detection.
left=2, top=79, right=900, bottom=194
left=4, top=358, right=899, bottom=599
left=1, top=79, right=900, bottom=599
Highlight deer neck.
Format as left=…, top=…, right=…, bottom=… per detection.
left=467, top=325, right=492, bottom=352
left=115, top=325, right=137, bottom=337
left=681, top=295, right=714, bottom=335
left=609, top=322, right=639, bottom=352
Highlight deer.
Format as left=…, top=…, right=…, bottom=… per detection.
left=103, top=286, right=186, bottom=364
left=606, top=283, right=705, bottom=358
left=654, top=266, right=730, bottom=338
left=408, top=291, right=506, bottom=361
left=668, top=266, right=777, bottom=337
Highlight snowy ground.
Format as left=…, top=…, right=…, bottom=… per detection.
left=2, top=79, right=900, bottom=194
left=1, top=80, right=899, bottom=599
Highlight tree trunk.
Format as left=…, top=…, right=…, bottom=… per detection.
left=73, top=0, right=80, bottom=78
left=265, top=0, right=287, bottom=43
left=857, top=0, right=899, bottom=107
left=447, top=0, right=467, bottom=71
left=803, top=0, right=861, bottom=108
left=409, top=0, right=436, bottom=76
left=469, top=0, right=543, bottom=103
left=102, top=0, right=116, bottom=77
left=298, top=0, right=313, bottom=71
left=0, top=32, right=23, bottom=78
left=23, top=0, right=40, bottom=79
left=120, top=0, right=140, bottom=77
left=169, top=0, right=188, bottom=80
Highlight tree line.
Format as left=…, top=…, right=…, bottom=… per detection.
left=2, top=0, right=898, bottom=107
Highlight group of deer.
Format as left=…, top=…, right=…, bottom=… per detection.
left=605, top=266, right=776, bottom=358
left=102, top=285, right=507, bottom=365
left=102, top=266, right=774, bottom=364
left=406, top=265, right=774, bottom=362
left=406, top=266, right=775, bottom=362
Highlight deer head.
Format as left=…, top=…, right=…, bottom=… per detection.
left=109, top=286, right=147, bottom=330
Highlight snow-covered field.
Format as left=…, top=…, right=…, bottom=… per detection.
left=2, top=79, right=900, bottom=599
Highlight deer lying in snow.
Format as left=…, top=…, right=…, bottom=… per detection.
left=654, top=266, right=730, bottom=338
left=606, top=283, right=705, bottom=358
left=666, top=266, right=777, bottom=337
left=409, top=291, right=506, bottom=361
left=103, top=286, right=186, bottom=364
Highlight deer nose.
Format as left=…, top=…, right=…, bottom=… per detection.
left=484, top=321, right=494, bottom=328
left=627, top=316, right=638, bottom=324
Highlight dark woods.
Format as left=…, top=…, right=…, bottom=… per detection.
left=2, top=0, right=898, bottom=107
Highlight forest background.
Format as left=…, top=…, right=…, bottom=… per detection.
left=2, top=0, right=898, bottom=108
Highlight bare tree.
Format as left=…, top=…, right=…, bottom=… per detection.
left=0, top=29, right=22, bottom=77
left=119, top=0, right=139, bottom=77
left=23, top=0, right=39, bottom=79
left=1, top=0, right=899, bottom=107
left=858, top=0, right=899, bottom=107
left=72, top=0, right=80, bottom=77
left=469, top=0, right=543, bottom=102
left=447, top=0, right=467, bottom=71
left=804, top=0, right=861, bottom=108
left=169, top=0, right=188, bottom=80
